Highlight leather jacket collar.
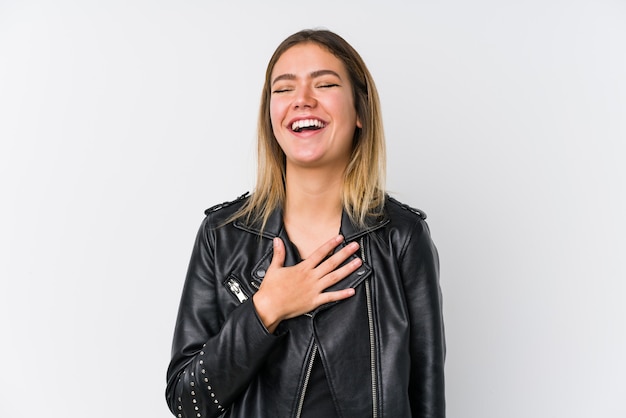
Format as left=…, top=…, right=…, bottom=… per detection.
left=233, top=205, right=390, bottom=242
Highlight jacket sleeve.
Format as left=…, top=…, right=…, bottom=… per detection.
left=399, top=218, right=446, bottom=417
left=165, top=217, right=284, bottom=418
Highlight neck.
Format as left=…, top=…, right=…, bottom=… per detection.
left=283, top=164, right=344, bottom=228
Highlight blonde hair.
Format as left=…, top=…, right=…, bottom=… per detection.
left=233, top=29, right=386, bottom=229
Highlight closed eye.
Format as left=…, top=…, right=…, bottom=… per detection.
left=272, top=87, right=293, bottom=94
left=318, top=83, right=340, bottom=89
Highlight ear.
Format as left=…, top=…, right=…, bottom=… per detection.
left=356, top=115, right=362, bottom=129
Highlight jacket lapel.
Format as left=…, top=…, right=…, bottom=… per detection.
left=233, top=205, right=390, bottom=294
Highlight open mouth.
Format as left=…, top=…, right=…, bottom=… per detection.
left=291, top=119, right=326, bottom=133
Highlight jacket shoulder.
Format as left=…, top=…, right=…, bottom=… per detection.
left=202, top=192, right=250, bottom=227
left=386, top=195, right=427, bottom=221
left=204, top=191, right=250, bottom=215
left=384, top=196, right=435, bottom=260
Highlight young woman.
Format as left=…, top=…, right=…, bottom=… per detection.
left=166, top=29, right=445, bottom=418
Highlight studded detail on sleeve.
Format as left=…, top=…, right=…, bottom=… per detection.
left=165, top=216, right=284, bottom=418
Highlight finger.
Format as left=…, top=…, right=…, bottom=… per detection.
left=269, top=237, right=285, bottom=269
left=316, top=288, right=356, bottom=305
left=319, top=257, right=362, bottom=288
left=303, top=235, right=345, bottom=267
left=315, top=241, right=360, bottom=277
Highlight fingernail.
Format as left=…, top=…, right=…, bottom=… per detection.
left=273, top=237, right=280, bottom=248
left=336, top=235, right=344, bottom=243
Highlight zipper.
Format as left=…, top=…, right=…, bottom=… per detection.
left=225, top=276, right=248, bottom=303
left=362, top=237, right=378, bottom=418
left=294, top=239, right=375, bottom=418
left=295, top=343, right=317, bottom=418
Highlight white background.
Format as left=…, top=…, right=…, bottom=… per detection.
left=1, top=1, right=625, bottom=417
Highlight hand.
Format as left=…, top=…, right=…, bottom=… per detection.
left=252, top=235, right=361, bottom=333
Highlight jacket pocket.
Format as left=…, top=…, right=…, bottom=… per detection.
left=223, top=275, right=249, bottom=303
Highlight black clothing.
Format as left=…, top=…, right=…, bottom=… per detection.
left=166, top=194, right=446, bottom=417
left=300, top=351, right=340, bottom=418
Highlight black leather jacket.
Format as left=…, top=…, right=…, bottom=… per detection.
left=166, top=194, right=445, bottom=418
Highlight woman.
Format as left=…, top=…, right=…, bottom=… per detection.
left=166, top=29, right=445, bottom=418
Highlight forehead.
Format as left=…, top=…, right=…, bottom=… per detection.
left=271, top=42, right=349, bottom=79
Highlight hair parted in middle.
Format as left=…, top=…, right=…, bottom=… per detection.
left=233, top=28, right=386, bottom=230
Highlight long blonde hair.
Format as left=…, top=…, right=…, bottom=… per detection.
left=233, top=29, right=386, bottom=230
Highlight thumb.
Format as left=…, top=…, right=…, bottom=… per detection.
left=269, top=237, right=285, bottom=269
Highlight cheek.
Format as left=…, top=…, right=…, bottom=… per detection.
left=269, top=96, right=286, bottom=121
left=269, top=101, right=284, bottom=140
left=341, top=107, right=359, bottom=131
left=336, top=95, right=359, bottom=127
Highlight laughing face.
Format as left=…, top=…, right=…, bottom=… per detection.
left=269, top=42, right=362, bottom=171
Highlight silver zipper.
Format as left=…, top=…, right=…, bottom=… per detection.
left=226, top=277, right=248, bottom=303
left=295, top=343, right=317, bottom=418
left=362, top=237, right=378, bottom=418
left=294, top=239, right=376, bottom=417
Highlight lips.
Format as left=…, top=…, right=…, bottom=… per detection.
left=290, top=118, right=327, bottom=133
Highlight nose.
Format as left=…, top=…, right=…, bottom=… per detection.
left=293, top=85, right=316, bottom=109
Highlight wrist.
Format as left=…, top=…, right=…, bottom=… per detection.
left=252, top=292, right=282, bottom=333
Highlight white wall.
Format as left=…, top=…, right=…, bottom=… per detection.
left=1, top=1, right=624, bottom=416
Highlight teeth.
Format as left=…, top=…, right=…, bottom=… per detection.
left=291, top=119, right=325, bottom=132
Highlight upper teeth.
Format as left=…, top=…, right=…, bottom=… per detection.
left=292, top=119, right=325, bottom=131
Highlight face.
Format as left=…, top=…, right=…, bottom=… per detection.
left=269, top=42, right=361, bottom=171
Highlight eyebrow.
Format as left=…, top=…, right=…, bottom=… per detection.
left=271, top=69, right=342, bottom=86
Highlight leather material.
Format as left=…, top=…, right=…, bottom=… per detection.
left=166, top=194, right=445, bottom=417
